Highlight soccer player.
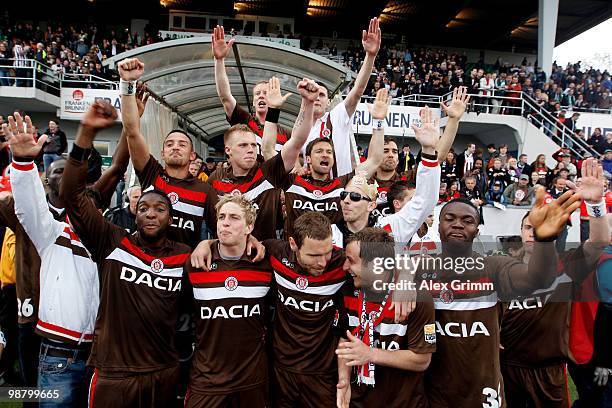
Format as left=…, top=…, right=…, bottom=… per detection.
left=213, top=26, right=291, bottom=152
left=415, top=189, right=581, bottom=407
left=300, top=17, right=382, bottom=178
left=185, top=194, right=272, bottom=407
left=60, top=105, right=192, bottom=407
left=207, top=77, right=320, bottom=241
left=118, top=57, right=219, bottom=249
left=500, top=157, right=609, bottom=408
left=336, top=228, right=435, bottom=408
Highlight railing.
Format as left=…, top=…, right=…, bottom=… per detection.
left=0, top=59, right=118, bottom=95
left=559, top=105, right=612, bottom=115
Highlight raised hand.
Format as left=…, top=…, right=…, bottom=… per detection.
left=576, top=157, right=604, bottom=204
left=529, top=186, right=582, bottom=239
left=411, top=107, right=440, bottom=151
left=362, top=17, right=381, bottom=57
left=212, top=25, right=235, bottom=60
left=267, top=76, right=292, bottom=108
left=118, top=58, right=144, bottom=82
left=2, top=112, right=47, bottom=158
left=81, top=101, right=118, bottom=130
left=367, top=87, right=391, bottom=120
left=297, top=78, right=320, bottom=103
left=441, top=86, right=470, bottom=120
left=135, top=83, right=150, bottom=118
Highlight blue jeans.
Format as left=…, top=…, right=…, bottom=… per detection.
left=38, top=340, right=90, bottom=407
left=43, top=153, right=63, bottom=173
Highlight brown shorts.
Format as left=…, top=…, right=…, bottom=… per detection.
left=184, top=384, right=267, bottom=408
left=88, top=365, right=180, bottom=408
left=501, top=363, right=570, bottom=408
left=271, top=365, right=336, bottom=408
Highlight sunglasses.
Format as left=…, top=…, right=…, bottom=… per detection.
left=340, top=191, right=372, bottom=202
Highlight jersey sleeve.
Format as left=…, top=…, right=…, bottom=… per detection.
left=403, top=292, right=436, bottom=354
left=0, top=195, right=17, bottom=230
left=330, top=102, right=353, bottom=177
left=378, top=159, right=441, bottom=243
left=228, top=103, right=252, bottom=126
left=135, top=155, right=164, bottom=190
left=261, top=154, right=291, bottom=190
left=11, top=161, right=64, bottom=254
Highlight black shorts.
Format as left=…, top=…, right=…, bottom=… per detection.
left=184, top=384, right=267, bottom=408
left=271, top=365, right=336, bottom=408
left=88, top=365, right=180, bottom=408
left=501, top=362, right=569, bottom=408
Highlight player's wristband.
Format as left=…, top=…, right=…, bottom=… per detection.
left=12, top=156, right=34, bottom=163
left=0, top=330, right=6, bottom=348
left=373, top=119, right=384, bottom=131
left=585, top=200, right=606, bottom=218
left=70, top=144, right=92, bottom=163
left=119, top=79, right=137, bottom=96
left=265, top=108, right=280, bottom=123
left=421, top=152, right=438, bottom=161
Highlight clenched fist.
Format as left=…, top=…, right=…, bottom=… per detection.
left=118, top=58, right=145, bottom=82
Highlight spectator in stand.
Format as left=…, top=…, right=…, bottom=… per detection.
left=492, top=72, right=507, bottom=114
left=447, top=180, right=461, bottom=201
left=506, top=75, right=522, bottom=115
left=485, top=180, right=504, bottom=205
left=456, top=142, right=475, bottom=179
left=42, top=119, right=67, bottom=172
left=479, top=72, right=495, bottom=113
left=531, top=154, right=551, bottom=186
left=602, top=149, right=612, bottom=176
left=517, top=153, right=532, bottom=177
left=502, top=174, right=534, bottom=206
left=487, top=157, right=510, bottom=190
left=530, top=170, right=545, bottom=187
left=0, top=43, right=12, bottom=86
left=438, top=182, right=450, bottom=204
left=557, top=152, right=577, bottom=180
left=460, top=176, right=484, bottom=209
left=105, top=186, right=141, bottom=234
left=506, top=157, right=522, bottom=184
left=203, top=157, right=217, bottom=176
left=485, top=144, right=497, bottom=165
left=497, top=144, right=509, bottom=167
left=599, top=133, right=612, bottom=157
left=467, top=157, right=487, bottom=196
left=397, top=143, right=415, bottom=175
left=588, top=128, right=605, bottom=154
left=441, top=151, right=457, bottom=187
left=548, top=177, right=568, bottom=199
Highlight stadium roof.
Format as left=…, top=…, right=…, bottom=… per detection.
left=104, top=37, right=354, bottom=142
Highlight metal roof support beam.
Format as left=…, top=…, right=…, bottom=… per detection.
left=232, top=42, right=253, bottom=116
left=538, top=0, right=559, bottom=77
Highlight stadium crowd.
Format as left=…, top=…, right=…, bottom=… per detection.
left=0, top=16, right=611, bottom=408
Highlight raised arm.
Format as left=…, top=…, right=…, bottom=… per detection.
left=504, top=187, right=582, bottom=295
left=117, top=58, right=149, bottom=172
left=280, top=78, right=319, bottom=172
left=344, top=18, right=381, bottom=117
left=213, top=25, right=237, bottom=118
left=94, top=84, right=149, bottom=207
left=575, top=158, right=609, bottom=262
left=438, top=86, right=469, bottom=163
left=59, top=102, right=122, bottom=261
left=354, top=87, right=391, bottom=179
left=3, top=113, right=62, bottom=253
left=261, top=76, right=292, bottom=160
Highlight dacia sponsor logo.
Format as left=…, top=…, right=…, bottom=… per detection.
left=281, top=258, right=294, bottom=269
left=200, top=304, right=261, bottom=319
left=507, top=294, right=552, bottom=310
left=292, top=200, right=338, bottom=212
left=172, top=216, right=195, bottom=231
left=277, top=291, right=334, bottom=312
left=375, top=340, right=400, bottom=350
left=435, top=321, right=491, bottom=337
left=120, top=267, right=181, bottom=292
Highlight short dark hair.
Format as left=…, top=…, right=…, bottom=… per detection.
left=346, top=227, right=395, bottom=265
left=315, top=81, right=329, bottom=96
left=164, top=129, right=193, bottom=150
left=292, top=212, right=332, bottom=247
left=223, top=123, right=255, bottom=146
left=305, top=137, right=334, bottom=157
left=487, top=143, right=496, bottom=149
left=387, top=180, right=415, bottom=214
left=441, top=198, right=481, bottom=223
left=137, top=189, right=173, bottom=216
left=383, top=137, right=397, bottom=147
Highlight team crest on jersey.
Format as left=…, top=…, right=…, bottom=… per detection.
left=368, top=311, right=378, bottom=321
left=313, top=189, right=323, bottom=198
left=167, top=192, right=179, bottom=205
left=295, top=276, right=309, bottom=290
left=440, top=289, right=454, bottom=304
left=150, top=258, right=164, bottom=274
left=322, top=128, right=331, bottom=137
left=231, top=189, right=242, bottom=197
left=424, top=324, right=436, bottom=344
left=379, top=191, right=387, bottom=201
left=224, top=276, right=238, bottom=291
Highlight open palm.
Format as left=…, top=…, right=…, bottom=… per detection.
left=212, top=25, right=234, bottom=60
left=577, top=157, right=604, bottom=203
left=442, top=86, right=470, bottom=119
left=2, top=113, right=47, bottom=158
left=529, top=186, right=582, bottom=239
left=361, top=17, right=381, bottom=56
left=411, top=107, right=439, bottom=150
